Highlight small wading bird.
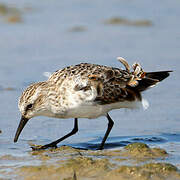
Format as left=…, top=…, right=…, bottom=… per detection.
left=14, top=57, right=171, bottom=150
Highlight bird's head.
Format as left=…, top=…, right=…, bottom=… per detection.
left=14, top=82, right=48, bottom=143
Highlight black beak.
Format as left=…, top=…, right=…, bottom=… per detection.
left=14, top=116, right=29, bottom=143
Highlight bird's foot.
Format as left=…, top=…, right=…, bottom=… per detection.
left=30, top=143, right=57, bottom=151
left=96, top=145, right=104, bottom=150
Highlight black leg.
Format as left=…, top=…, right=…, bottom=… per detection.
left=98, top=113, right=114, bottom=150
left=31, top=118, right=78, bottom=150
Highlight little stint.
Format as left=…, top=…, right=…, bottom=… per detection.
left=14, top=57, right=171, bottom=150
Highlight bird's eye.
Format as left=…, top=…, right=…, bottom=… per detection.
left=26, top=104, right=33, bottom=111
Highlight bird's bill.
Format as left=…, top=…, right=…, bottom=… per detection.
left=14, top=116, right=29, bottom=143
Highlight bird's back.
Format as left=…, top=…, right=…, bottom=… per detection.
left=48, top=58, right=171, bottom=110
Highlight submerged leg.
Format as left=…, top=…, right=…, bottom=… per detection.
left=31, top=118, right=78, bottom=150
left=98, top=113, right=114, bottom=150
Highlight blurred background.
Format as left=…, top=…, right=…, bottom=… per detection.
left=0, top=0, right=180, bottom=177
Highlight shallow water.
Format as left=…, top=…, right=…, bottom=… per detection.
left=0, top=0, right=180, bottom=179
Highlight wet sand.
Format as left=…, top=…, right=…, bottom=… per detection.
left=0, top=143, right=178, bottom=180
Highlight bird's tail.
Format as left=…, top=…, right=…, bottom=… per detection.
left=117, top=57, right=172, bottom=92
left=134, top=71, right=172, bottom=92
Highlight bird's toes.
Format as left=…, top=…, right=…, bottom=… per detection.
left=29, top=142, right=58, bottom=151
left=30, top=144, right=45, bottom=151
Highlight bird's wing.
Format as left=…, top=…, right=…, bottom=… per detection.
left=72, top=58, right=145, bottom=105
left=48, top=58, right=149, bottom=105
left=88, top=68, right=142, bottom=104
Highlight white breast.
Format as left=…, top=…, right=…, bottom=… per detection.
left=63, top=99, right=144, bottom=119
left=50, top=75, right=148, bottom=119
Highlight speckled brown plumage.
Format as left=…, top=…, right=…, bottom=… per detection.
left=14, top=57, right=171, bottom=150
left=48, top=62, right=141, bottom=104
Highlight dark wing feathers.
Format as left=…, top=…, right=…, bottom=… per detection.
left=94, top=70, right=171, bottom=104
left=51, top=63, right=171, bottom=105
left=145, top=71, right=172, bottom=81
left=133, top=71, right=172, bottom=92
left=93, top=68, right=142, bottom=104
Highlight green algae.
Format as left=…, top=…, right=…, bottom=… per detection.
left=88, top=143, right=168, bottom=162
left=19, top=156, right=112, bottom=180
left=143, top=163, right=178, bottom=173
left=30, top=145, right=83, bottom=160
left=16, top=143, right=179, bottom=180
left=30, top=143, right=168, bottom=162
left=125, top=142, right=150, bottom=151
left=104, top=163, right=180, bottom=180
left=123, top=143, right=168, bottom=160
left=64, top=156, right=111, bottom=171
left=18, top=160, right=180, bottom=180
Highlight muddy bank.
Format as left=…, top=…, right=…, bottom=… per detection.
left=15, top=143, right=180, bottom=180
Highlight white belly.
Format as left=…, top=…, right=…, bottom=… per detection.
left=63, top=100, right=143, bottom=119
